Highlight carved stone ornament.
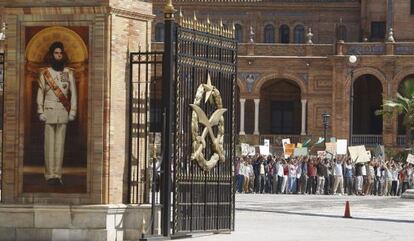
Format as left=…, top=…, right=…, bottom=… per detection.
left=190, top=74, right=227, bottom=171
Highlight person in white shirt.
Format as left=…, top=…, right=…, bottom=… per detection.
left=332, top=156, right=344, bottom=195
left=276, top=159, right=284, bottom=193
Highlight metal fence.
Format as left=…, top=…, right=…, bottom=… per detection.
left=128, top=51, right=163, bottom=208
left=351, top=134, right=383, bottom=146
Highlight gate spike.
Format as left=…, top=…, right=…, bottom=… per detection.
left=178, top=7, right=183, bottom=25
left=219, top=19, right=224, bottom=35
left=193, top=12, right=198, bottom=30
left=179, top=7, right=183, bottom=18
left=193, top=11, right=197, bottom=22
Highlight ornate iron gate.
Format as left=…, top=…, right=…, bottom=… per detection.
left=128, top=50, right=163, bottom=206
left=171, top=17, right=237, bottom=234
left=128, top=6, right=237, bottom=238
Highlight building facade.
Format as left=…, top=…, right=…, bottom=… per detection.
left=152, top=0, right=414, bottom=148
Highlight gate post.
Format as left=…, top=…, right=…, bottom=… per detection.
left=160, top=0, right=175, bottom=238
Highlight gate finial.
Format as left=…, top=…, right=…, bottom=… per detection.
left=164, top=0, right=175, bottom=19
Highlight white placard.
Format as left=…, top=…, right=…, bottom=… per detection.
left=241, top=143, right=250, bottom=156
left=348, top=145, right=370, bottom=163
left=259, top=145, right=270, bottom=156
left=366, top=150, right=371, bottom=160
left=264, top=139, right=270, bottom=147
left=248, top=146, right=256, bottom=156
left=407, top=154, right=414, bottom=164
left=317, top=151, right=326, bottom=158
left=337, top=139, right=348, bottom=155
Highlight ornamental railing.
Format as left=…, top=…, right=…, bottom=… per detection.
left=397, top=135, right=406, bottom=146
left=351, top=135, right=383, bottom=146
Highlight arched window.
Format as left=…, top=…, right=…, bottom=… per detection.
left=336, top=25, right=347, bottom=41
left=279, top=24, right=290, bottom=43
left=235, top=24, right=243, bottom=43
left=264, top=24, right=275, bottom=43
left=293, top=25, right=305, bottom=43
left=155, top=22, right=164, bottom=42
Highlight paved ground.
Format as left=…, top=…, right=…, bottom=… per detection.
left=191, top=194, right=414, bottom=241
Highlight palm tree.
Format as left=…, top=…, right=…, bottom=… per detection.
left=376, top=78, right=414, bottom=146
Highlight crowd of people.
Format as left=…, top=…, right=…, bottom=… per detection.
left=234, top=154, right=414, bottom=196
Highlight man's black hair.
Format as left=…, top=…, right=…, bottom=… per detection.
left=49, top=41, right=64, bottom=53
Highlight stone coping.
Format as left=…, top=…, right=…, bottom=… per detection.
left=0, top=203, right=161, bottom=230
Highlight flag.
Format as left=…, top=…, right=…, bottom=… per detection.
left=315, top=137, right=325, bottom=145
left=302, top=138, right=312, bottom=147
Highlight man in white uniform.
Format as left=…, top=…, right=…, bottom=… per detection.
left=37, top=41, right=77, bottom=185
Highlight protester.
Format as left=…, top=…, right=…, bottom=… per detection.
left=233, top=152, right=413, bottom=197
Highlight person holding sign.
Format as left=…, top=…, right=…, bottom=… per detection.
left=332, top=156, right=344, bottom=195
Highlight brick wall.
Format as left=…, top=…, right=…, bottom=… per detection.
left=1, top=0, right=153, bottom=205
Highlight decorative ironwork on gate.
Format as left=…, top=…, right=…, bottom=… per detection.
left=172, top=14, right=237, bottom=234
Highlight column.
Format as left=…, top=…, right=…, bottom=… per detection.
left=301, top=99, right=307, bottom=135
left=239, top=98, right=246, bottom=135
left=254, top=99, right=260, bottom=135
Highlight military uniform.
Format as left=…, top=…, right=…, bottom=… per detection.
left=37, top=67, right=77, bottom=181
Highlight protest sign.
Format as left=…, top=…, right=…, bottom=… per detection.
left=407, top=154, right=414, bottom=164
left=241, top=143, right=250, bottom=156
left=337, top=139, right=348, bottom=155
left=317, top=151, right=326, bottom=158
left=302, top=138, right=311, bottom=147
left=259, top=145, right=269, bottom=156
left=284, top=143, right=296, bottom=158
left=373, top=145, right=385, bottom=160
left=264, top=139, right=270, bottom=147
left=366, top=150, right=371, bottom=160
left=348, top=145, right=370, bottom=163
left=294, top=147, right=308, bottom=157
left=325, top=142, right=337, bottom=155
left=248, top=146, right=256, bottom=156
left=315, top=137, right=325, bottom=145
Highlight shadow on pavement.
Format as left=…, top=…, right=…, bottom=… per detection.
left=236, top=208, right=414, bottom=224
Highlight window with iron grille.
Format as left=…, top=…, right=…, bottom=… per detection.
left=264, top=24, right=275, bottom=43
left=370, top=22, right=385, bottom=41
left=280, top=24, right=290, bottom=43
left=294, top=25, right=305, bottom=43
left=411, top=0, right=414, bottom=15
left=235, top=24, right=243, bottom=43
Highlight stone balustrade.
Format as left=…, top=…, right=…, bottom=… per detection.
left=155, top=41, right=414, bottom=57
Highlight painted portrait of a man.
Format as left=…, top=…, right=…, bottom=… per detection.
left=23, top=26, right=88, bottom=193
left=37, top=42, right=77, bottom=185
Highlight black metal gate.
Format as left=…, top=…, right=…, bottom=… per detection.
left=128, top=50, right=163, bottom=206
left=171, top=17, right=237, bottom=234
left=128, top=7, right=237, bottom=238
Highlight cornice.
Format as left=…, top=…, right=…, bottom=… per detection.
left=109, top=7, right=155, bottom=21
left=2, top=6, right=154, bottom=21
left=152, top=1, right=360, bottom=11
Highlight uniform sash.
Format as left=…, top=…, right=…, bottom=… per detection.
left=43, top=70, right=71, bottom=112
